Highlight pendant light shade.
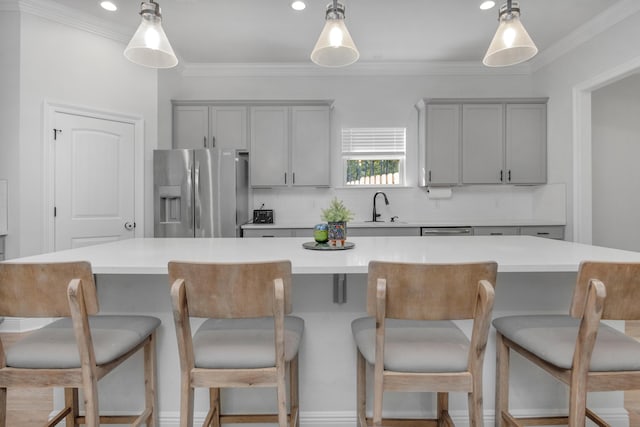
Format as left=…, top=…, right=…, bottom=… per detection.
left=311, top=1, right=359, bottom=67
left=124, top=1, right=178, bottom=69
left=483, top=1, right=537, bottom=67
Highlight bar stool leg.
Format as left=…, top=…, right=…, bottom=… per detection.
left=144, top=333, right=157, bottom=427
left=356, top=350, right=367, bottom=427
left=64, top=388, right=79, bottom=427
left=568, top=371, right=588, bottom=427
left=437, top=392, right=448, bottom=427
left=276, top=364, right=287, bottom=427
left=495, top=333, right=509, bottom=427
left=0, top=386, right=6, bottom=427
left=207, top=388, right=220, bottom=427
left=180, top=375, right=194, bottom=427
left=373, top=358, right=384, bottom=426
left=290, top=355, right=300, bottom=427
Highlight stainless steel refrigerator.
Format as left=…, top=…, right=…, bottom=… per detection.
left=154, top=148, right=249, bottom=237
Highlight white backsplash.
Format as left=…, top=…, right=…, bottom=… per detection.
left=250, top=183, right=566, bottom=225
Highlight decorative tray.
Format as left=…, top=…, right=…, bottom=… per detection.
left=302, top=241, right=355, bottom=251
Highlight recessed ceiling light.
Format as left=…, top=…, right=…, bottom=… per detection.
left=291, top=1, right=306, bottom=11
left=480, top=1, right=496, bottom=10
left=100, top=1, right=117, bottom=12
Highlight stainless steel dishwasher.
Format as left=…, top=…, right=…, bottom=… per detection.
left=421, top=227, right=473, bottom=236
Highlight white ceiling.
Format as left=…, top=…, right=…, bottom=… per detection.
left=43, top=0, right=619, bottom=65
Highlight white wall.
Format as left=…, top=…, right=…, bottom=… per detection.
left=13, top=12, right=158, bottom=257
left=592, top=73, right=640, bottom=251
left=0, top=11, right=20, bottom=257
left=532, top=9, right=640, bottom=241
left=158, top=68, right=567, bottom=226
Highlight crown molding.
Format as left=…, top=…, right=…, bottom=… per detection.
left=531, top=0, right=640, bottom=71
left=179, top=60, right=532, bottom=78
left=0, top=0, right=130, bottom=43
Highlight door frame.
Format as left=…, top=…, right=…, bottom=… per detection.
left=572, top=56, right=640, bottom=244
left=43, top=100, right=145, bottom=252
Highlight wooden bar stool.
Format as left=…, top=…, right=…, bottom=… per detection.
left=352, top=261, right=498, bottom=427
left=168, top=260, right=303, bottom=427
left=0, top=261, right=159, bottom=427
left=493, top=261, right=640, bottom=427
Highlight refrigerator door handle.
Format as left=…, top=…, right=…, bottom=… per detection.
left=186, top=167, right=193, bottom=232
left=194, top=162, right=201, bottom=232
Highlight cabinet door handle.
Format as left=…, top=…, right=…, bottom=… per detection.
left=203, top=136, right=207, bottom=148
left=292, top=172, right=295, bottom=184
left=284, top=172, right=287, bottom=184
left=508, top=170, right=512, bottom=182
left=428, top=170, right=432, bottom=182
left=211, top=136, right=215, bottom=148
left=500, top=170, right=504, bottom=182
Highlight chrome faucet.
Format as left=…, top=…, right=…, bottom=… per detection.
left=372, top=192, right=389, bottom=222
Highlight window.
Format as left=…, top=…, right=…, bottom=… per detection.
left=342, top=127, right=406, bottom=186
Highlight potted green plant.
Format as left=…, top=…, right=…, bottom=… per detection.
left=320, top=197, right=354, bottom=247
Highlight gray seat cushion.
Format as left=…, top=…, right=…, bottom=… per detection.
left=351, top=317, right=470, bottom=373
left=5, top=315, right=160, bottom=369
left=193, top=316, right=305, bottom=369
left=493, top=315, right=640, bottom=371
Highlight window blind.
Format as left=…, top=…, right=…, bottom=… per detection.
left=341, top=128, right=406, bottom=154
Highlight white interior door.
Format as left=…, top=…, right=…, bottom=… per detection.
left=54, top=112, right=136, bottom=250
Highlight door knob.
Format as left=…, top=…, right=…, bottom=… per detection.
left=124, top=222, right=136, bottom=231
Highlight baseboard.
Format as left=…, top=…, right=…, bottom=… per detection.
left=155, top=408, right=629, bottom=427
left=156, top=411, right=357, bottom=427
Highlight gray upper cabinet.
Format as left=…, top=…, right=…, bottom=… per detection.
left=208, top=106, right=248, bottom=150
left=172, top=104, right=247, bottom=150
left=250, top=103, right=331, bottom=188
left=424, top=104, right=461, bottom=185
left=418, top=98, right=548, bottom=186
left=291, top=106, right=331, bottom=187
left=505, top=104, right=547, bottom=184
left=250, top=106, right=290, bottom=187
left=462, top=104, right=504, bottom=184
left=173, top=105, right=209, bottom=149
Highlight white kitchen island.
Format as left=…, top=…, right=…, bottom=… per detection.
left=6, top=236, right=640, bottom=427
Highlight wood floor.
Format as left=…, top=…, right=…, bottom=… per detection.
left=3, top=324, right=640, bottom=425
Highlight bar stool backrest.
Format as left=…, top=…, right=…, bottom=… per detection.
left=0, top=261, right=97, bottom=317
left=367, top=261, right=498, bottom=320
left=570, top=261, right=640, bottom=320
left=168, top=260, right=292, bottom=318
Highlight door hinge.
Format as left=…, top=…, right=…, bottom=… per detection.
left=53, top=129, right=62, bottom=140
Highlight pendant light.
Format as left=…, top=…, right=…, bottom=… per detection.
left=483, top=0, right=538, bottom=67
left=124, top=1, right=178, bottom=69
left=311, top=1, right=359, bottom=67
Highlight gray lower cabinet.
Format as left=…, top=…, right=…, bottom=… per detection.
left=473, top=226, right=519, bottom=236
left=243, top=227, right=420, bottom=238
left=244, top=226, right=563, bottom=239
left=243, top=229, right=294, bottom=238
left=519, top=226, right=564, bottom=240
left=347, top=227, right=421, bottom=237
left=474, top=225, right=564, bottom=240
left=242, top=228, right=313, bottom=238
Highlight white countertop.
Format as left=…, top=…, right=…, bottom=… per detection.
left=242, top=219, right=566, bottom=229
left=8, top=236, right=640, bottom=275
